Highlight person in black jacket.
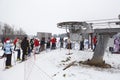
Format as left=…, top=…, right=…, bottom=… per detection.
left=60, top=37, right=64, bottom=48
left=21, top=37, right=29, bottom=61
left=39, top=37, right=45, bottom=52
left=30, top=38, right=34, bottom=52
left=46, top=37, right=51, bottom=49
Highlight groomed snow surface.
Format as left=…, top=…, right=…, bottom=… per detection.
left=0, top=46, right=120, bottom=80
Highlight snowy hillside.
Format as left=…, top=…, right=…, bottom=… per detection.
left=0, top=47, right=120, bottom=80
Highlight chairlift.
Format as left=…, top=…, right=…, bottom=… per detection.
left=57, top=21, right=93, bottom=42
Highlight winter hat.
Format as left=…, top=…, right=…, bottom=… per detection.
left=6, top=40, right=10, bottom=43
left=5, top=37, right=10, bottom=43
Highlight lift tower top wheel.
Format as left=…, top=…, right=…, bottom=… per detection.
left=57, top=21, right=93, bottom=41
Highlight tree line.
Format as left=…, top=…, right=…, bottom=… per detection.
left=0, top=22, right=27, bottom=40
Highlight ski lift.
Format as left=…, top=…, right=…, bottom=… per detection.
left=57, top=21, right=93, bottom=42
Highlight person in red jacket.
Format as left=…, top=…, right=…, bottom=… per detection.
left=34, top=38, right=40, bottom=54
left=92, top=36, right=97, bottom=51
left=13, top=37, right=18, bottom=51
left=51, top=37, right=56, bottom=49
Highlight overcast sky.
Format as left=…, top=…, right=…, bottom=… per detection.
left=0, top=0, right=120, bottom=35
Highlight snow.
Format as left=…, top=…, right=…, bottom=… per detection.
left=0, top=45, right=120, bottom=80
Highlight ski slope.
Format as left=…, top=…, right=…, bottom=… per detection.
left=0, top=47, right=120, bottom=80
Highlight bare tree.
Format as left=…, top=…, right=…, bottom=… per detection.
left=16, top=28, right=26, bottom=35
left=0, top=23, right=26, bottom=39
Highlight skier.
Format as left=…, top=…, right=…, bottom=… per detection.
left=92, top=36, right=97, bottom=51
left=67, top=38, right=72, bottom=49
left=46, top=37, right=51, bottom=49
left=64, top=39, right=67, bottom=48
left=13, top=37, right=18, bottom=51
left=21, top=37, right=29, bottom=61
left=51, top=37, right=57, bottom=49
left=4, top=39, right=13, bottom=69
left=0, top=37, right=10, bottom=59
left=30, top=38, right=34, bottom=52
left=80, top=38, right=84, bottom=50
left=39, top=37, right=45, bottom=52
left=60, top=37, right=64, bottom=48
left=15, top=38, right=21, bottom=61
left=27, top=39, right=31, bottom=57
left=34, top=38, right=40, bottom=54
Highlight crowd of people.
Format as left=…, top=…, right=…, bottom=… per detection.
left=0, top=35, right=99, bottom=69
left=0, top=36, right=59, bottom=69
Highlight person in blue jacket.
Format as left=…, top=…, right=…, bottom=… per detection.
left=4, top=40, right=13, bottom=69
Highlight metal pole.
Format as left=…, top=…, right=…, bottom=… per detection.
left=65, top=26, right=71, bottom=54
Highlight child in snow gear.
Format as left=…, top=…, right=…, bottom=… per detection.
left=4, top=39, right=13, bottom=69
left=0, top=38, right=10, bottom=59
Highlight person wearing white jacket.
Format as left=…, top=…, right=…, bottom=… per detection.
left=4, top=40, right=12, bottom=69
left=15, top=38, right=21, bottom=61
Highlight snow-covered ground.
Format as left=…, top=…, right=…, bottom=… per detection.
left=0, top=45, right=120, bottom=80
